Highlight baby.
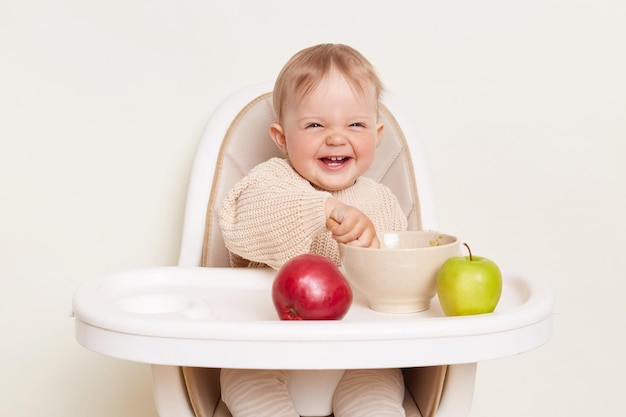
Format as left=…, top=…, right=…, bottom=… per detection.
left=219, top=43, right=408, bottom=417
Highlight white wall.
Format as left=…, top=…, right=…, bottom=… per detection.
left=1, top=1, right=624, bottom=416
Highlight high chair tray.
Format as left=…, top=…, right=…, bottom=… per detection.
left=73, top=266, right=553, bottom=369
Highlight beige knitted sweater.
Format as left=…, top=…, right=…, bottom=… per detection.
left=219, top=157, right=407, bottom=269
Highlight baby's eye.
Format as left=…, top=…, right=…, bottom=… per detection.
left=306, top=123, right=322, bottom=129
left=349, top=122, right=366, bottom=128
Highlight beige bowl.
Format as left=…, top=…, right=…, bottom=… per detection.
left=339, top=231, right=460, bottom=313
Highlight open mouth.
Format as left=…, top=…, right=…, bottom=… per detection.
left=320, top=156, right=351, bottom=168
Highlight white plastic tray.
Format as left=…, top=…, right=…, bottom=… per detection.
left=73, top=266, right=553, bottom=369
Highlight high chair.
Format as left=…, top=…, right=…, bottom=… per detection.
left=73, top=83, right=554, bottom=417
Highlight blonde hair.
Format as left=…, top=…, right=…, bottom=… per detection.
left=272, top=44, right=383, bottom=123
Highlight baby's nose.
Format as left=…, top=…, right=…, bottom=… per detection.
left=326, top=130, right=347, bottom=145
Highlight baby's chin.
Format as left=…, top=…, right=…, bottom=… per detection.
left=311, top=177, right=359, bottom=192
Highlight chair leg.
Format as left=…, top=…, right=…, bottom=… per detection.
left=151, top=365, right=197, bottom=417
left=435, top=363, right=477, bottom=417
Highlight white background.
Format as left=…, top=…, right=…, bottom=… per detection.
left=1, top=1, right=624, bottom=416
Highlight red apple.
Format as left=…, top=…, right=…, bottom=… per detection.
left=272, top=254, right=353, bottom=320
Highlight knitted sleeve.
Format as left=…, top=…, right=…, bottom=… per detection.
left=219, top=158, right=332, bottom=269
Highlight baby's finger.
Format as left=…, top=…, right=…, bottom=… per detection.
left=326, top=217, right=340, bottom=230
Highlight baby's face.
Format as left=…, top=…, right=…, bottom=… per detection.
left=273, top=71, right=383, bottom=191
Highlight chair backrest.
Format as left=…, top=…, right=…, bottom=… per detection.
left=177, top=82, right=439, bottom=268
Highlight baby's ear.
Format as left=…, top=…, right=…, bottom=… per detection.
left=376, top=122, right=384, bottom=147
left=269, top=123, right=288, bottom=155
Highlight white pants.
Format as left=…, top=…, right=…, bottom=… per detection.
left=220, top=368, right=406, bottom=417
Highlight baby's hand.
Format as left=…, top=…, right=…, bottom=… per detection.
left=326, top=200, right=380, bottom=248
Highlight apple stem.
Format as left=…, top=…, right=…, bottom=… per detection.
left=463, top=243, right=473, bottom=261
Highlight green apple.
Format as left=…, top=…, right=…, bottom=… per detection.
left=436, top=243, right=502, bottom=316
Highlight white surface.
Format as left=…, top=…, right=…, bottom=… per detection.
left=2, top=2, right=625, bottom=417
left=73, top=266, right=553, bottom=369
